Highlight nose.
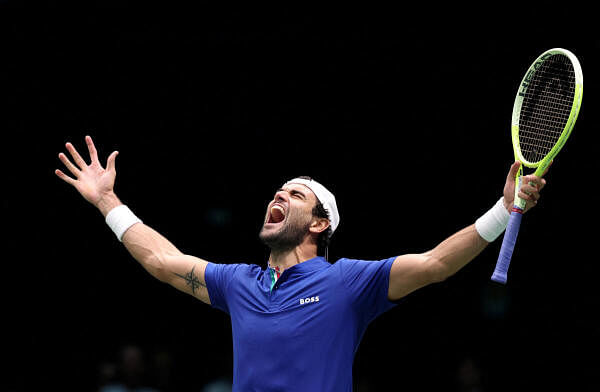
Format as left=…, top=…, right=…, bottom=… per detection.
left=274, top=190, right=289, bottom=203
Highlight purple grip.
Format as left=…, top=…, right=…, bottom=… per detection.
left=491, top=207, right=524, bottom=284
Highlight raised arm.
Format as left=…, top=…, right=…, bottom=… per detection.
left=56, top=136, right=211, bottom=304
left=387, top=161, right=546, bottom=301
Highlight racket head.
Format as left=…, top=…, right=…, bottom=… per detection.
left=511, top=48, right=583, bottom=174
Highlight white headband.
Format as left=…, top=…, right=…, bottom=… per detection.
left=284, top=178, right=340, bottom=236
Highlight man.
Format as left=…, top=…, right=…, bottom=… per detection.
left=56, top=136, right=545, bottom=391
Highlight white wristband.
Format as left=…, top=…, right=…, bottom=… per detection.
left=475, top=197, right=510, bottom=242
left=105, top=205, right=142, bottom=242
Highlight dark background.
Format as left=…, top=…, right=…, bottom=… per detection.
left=2, top=6, right=599, bottom=391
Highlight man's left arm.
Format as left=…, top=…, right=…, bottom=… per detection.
left=387, top=161, right=546, bottom=301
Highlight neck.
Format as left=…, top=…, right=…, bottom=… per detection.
left=268, top=241, right=318, bottom=272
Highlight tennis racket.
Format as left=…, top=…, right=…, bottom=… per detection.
left=491, top=48, right=583, bottom=284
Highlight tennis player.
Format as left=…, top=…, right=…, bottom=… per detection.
left=56, top=136, right=546, bottom=391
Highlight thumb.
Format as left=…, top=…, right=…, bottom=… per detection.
left=506, top=161, right=521, bottom=183
left=106, top=151, right=119, bottom=171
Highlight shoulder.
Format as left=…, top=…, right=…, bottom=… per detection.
left=334, top=256, right=397, bottom=271
left=333, top=256, right=396, bottom=283
left=205, top=262, right=265, bottom=288
left=207, top=262, right=263, bottom=277
left=203, top=262, right=265, bottom=312
left=332, top=257, right=399, bottom=318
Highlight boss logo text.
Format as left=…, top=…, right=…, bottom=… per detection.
left=299, top=296, right=320, bottom=305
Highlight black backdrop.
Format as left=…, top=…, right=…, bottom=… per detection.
left=2, top=7, right=599, bottom=391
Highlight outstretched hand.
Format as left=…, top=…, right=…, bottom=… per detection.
left=502, top=161, right=548, bottom=213
left=55, top=136, right=119, bottom=209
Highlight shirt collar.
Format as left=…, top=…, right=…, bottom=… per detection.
left=284, top=256, right=330, bottom=275
left=263, top=256, right=330, bottom=287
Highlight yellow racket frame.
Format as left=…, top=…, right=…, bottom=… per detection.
left=511, top=48, right=583, bottom=209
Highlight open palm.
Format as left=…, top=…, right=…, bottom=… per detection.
left=55, top=136, right=119, bottom=206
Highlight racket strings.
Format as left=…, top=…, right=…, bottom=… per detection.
left=519, top=54, right=575, bottom=163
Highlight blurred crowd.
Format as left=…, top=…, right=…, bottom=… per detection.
left=93, top=343, right=485, bottom=392
left=96, top=344, right=232, bottom=392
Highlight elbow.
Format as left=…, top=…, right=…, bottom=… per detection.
left=143, top=253, right=170, bottom=283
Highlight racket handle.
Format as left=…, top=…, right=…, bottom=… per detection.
left=491, top=207, right=524, bottom=284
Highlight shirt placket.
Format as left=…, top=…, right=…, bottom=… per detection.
left=269, top=266, right=282, bottom=292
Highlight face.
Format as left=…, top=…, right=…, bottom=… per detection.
left=259, top=183, right=317, bottom=251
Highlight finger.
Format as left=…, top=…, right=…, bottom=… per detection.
left=507, top=161, right=521, bottom=182
left=85, top=135, right=100, bottom=165
left=520, top=182, right=540, bottom=195
left=525, top=179, right=545, bottom=194
left=521, top=181, right=541, bottom=194
left=519, top=180, right=540, bottom=200
left=106, top=151, right=119, bottom=172
left=65, top=142, right=88, bottom=169
left=58, top=152, right=81, bottom=177
left=525, top=199, right=538, bottom=211
left=543, top=160, right=553, bottom=176
left=522, top=174, right=544, bottom=188
left=55, top=169, right=77, bottom=186
left=519, top=190, right=540, bottom=202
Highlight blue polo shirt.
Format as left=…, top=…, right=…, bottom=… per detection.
left=204, top=256, right=397, bottom=391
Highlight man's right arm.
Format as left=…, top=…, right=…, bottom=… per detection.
left=56, top=136, right=212, bottom=304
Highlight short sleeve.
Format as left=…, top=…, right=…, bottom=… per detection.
left=337, top=257, right=398, bottom=324
left=204, top=262, right=245, bottom=314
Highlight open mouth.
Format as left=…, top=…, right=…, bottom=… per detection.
left=267, top=204, right=286, bottom=224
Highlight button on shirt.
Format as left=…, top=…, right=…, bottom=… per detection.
left=204, top=256, right=397, bottom=392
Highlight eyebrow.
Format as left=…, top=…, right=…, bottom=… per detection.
left=277, top=187, right=307, bottom=199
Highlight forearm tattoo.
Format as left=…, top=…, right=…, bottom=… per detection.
left=174, top=265, right=206, bottom=295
